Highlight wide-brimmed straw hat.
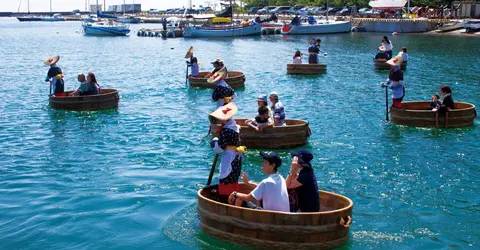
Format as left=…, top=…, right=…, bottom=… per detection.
left=209, top=102, right=238, bottom=122
left=44, top=55, right=60, bottom=66
left=378, top=46, right=386, bottom=52
left=211, top=58, right=223, bottom=64
left=386, top=55, right=403, bottom=66
left=184, top=46, right=194, bottom=58
left=207, top=67, right=227, bottom=83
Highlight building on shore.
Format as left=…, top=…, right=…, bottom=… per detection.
left=452, top=1, right=480, bottom=18
left=108, top=4, right=141, bottom=13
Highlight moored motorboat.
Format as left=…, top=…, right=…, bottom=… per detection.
left=117, top=16, right=141, bottom=24
left=281, top=21, right=351, bottom=35
left=287, top=64, right=327, bottom=74
left=198, top=183, right=353, bottom=250
left=189, top=71, right=245, bottom=89
left=49, top=89, right=120, bottom=111
left=82, top=21, right=130, bottom=36
left=390, top=101, right=477, bottom=128
left=17, top=17, right=42, bottom=22
left=41, top=13, right=65, bottom=22
left=210, top=118, right=310, bottom=149
left=183, top=22, right=261, bottom=37
left=462, top=20, right=480, bottom=33
left=374, top=58, right=407, bottom=70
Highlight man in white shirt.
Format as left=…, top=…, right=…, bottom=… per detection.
left=228, top=152, right=290, bottom=212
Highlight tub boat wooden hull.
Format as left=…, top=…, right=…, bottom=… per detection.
left=49, top=89, right=120, bottom=111
left=198, top=183, right=353, bottom=250
left=374, top=59, right=407, bottom=70
left=287, top=64, right=327, bottom=74
left=210, top=118, right=310, bottom=149
left=189, top=71, right=245, bottom=89
left=390, top=101, right=476, bottom=128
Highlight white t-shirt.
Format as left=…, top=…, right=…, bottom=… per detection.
left=382, top=41, right=393, bottom=51
left=293, top=57, right=302, bottom=64
left=251, top=173, right=290, bottom=212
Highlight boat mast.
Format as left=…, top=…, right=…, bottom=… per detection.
left=50, top=0, right=52, bottom=13
left=27, top=0, right=30, bottom=14
left=123, top=0, right=125, bottom=16
left=326, top=0, right=329, bottom=21
left=230, top=0, right=233, bottom=25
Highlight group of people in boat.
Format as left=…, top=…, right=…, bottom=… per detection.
left=292, top=39, right=323, bottom=64
left=44, top=55, right=102, bottom=97
left=209, top=102, right=319, bottom=213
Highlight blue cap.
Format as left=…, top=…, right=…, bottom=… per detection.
left=290, top=149, right=313, bottom=168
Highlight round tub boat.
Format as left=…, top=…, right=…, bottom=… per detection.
left=210, top=118, right=311, bottom=149
left=374, top=59, right=407, bottom=70
left=189, top=71, right=245, bottom=89
left=49, top=89, right=119, bottom=111
left=198, top=183, right=353, bottom=250
left=287, top=64, right=327, bottom=75
left=391, top=101, right=476, bottom=128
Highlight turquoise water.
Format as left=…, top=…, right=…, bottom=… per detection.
left=0, top=18, right=479, bottom=249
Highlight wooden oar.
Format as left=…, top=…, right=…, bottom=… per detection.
left=206, top=154, right=219, bottom=186
left=49, top=80, right=52, bottom=96
left=185, top=62, right=189, bottom=85
left=385, top=83, right=389, bottom=121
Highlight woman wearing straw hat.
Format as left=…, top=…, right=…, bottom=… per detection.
left=381, top=55, right=405, bottom=109
left=209, top=102, right=246, bottom=203
left=44, top=55, right=64, bottom=95
left=209, top=67, right=236, bottom=107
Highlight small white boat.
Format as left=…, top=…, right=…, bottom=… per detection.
left=117, top=16, right=141, bottom=24
left=183, top=22, right=261, bottom=37
left=281, top=20, right=351, bottom=34
left=82, top=21, right=130, bottom=36
left=41, top=13, right=65, bottom=22
left=462, top=20, right=480, bottom=33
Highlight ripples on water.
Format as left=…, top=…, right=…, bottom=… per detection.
left=0, top=18, right=479, bottom=249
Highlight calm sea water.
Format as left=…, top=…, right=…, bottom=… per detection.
left=0, top=18, right=479, bottom=249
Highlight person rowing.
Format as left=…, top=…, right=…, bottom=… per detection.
left=44, top=55, right=64, bottom=96
left=308, top=39, right=320, bottom=64
left=209, top=67, right=236, bottom=107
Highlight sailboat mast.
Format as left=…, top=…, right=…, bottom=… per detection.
left=230, top=0, right=233, bottom=24
left=326, top=0, right=329, bottom=21
left=28, top=0, right=30, bottom=14
left=50, top=0, right=52, bottom=13
left=132, top=0, right=135, bottom=14
left=123, top=0, right=125, bottom=15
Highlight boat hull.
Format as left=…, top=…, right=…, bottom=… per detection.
left=117, top=18, right=141, bottom=24
left=374, top=59, right=407, bottom=70
left=189, top=71, right=245, bottom=89
left=281, top=21, right=351, bottom=35
left=41, top=17, right=65, bottom=21
left=287, top=64, right=327, bottom=74
left=390, top=101, right=477, bottom=128
left=17, top=17, right=42, bottom=22
left=183, top=23, right=261, bottom=37
left=83, top=24, right=130, bottom=36
left=210, top=118, right=310, bottom=149
left=198, top=183, right=353, bottom=250
left=49, top=89, right=120, bottom=111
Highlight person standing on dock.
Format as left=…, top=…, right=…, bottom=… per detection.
left=209, top=103, right=245, bottom=203
left=44, top=55, right=64, bottom=96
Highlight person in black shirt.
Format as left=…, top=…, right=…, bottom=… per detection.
left=44, top=55, right=64, bottom=95
left=285, top=149, right=320, bottom=212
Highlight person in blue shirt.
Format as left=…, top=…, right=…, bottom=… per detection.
left=44, top=55, right=64, bottom=95
left=381, top=55, right=405, bottom=108
left=308, top=39, right=320, bottom=64
left=187, top=56, right=199, bottom=77
left=269, top=92, right=286, bottom=126
left=285, top=149, right=320, bottom=212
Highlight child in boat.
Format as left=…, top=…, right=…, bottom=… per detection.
left=428, top=94, right=441, bottom=110
left=188, top=56, right=199, bottom=77
left=228, top=152, right=290, bottom=212
left=245, top=106, right=273, bottom=132
left=209, top=103, right=245, bottom=203
left=400, top=47, right=408, bottom=62
left=257, top=94, right=273, bottom=121
left=269, top=92, right=286, bottom=126
left=438, top=85, right=455, bottom=112
left=381, top=55, right=404, bottom=108
left=292, top=50, right=302, bottom=64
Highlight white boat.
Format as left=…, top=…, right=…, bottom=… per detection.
left=41, top=13, right=65, bottom=22
left=462, top=20, right=480, bottom=33
left=117, top=16, right=141, bottom=23
left=82, top=15, right=98, bottom=23
left=183, top=22, right=261, bottom=37
left=82, top=21, right=130, bottom=36
left=281, top=20, right=351, bottom=34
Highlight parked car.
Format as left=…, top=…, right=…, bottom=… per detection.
left=310, top=7, right=326, bottom=15
left=257, top=6, right=277, bottom=14
left=247, top=7, right=260, bottom=14
left=165, top=9, right=176, bottom=14
left=175, top=8, right=186, bottom=14
left=326, top=7, right=343, bottom=15
left=336, top=7, right=353, bottom=16
left=270, top=6, right=291, bottom=14
left=186, top=9, right=199, bottom=14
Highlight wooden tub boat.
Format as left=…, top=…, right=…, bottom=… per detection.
left=287, top=64, right=327, bottom=75
left=198, top=183, right=353, bottom=250
left=374, top=59, right=407, bottom=70
left=390, top=101, right=477, bottom=128
left=189, top=71, right=245, bottom=89
left=211, top=118, right=310, bottom=149
left=49, top=89, right=119, bottom=111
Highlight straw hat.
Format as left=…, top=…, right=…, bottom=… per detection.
left=386, top=55, right=403, bottom=66
left=44, top=55, right=60, bottom=66
left=184, top=46, right=194, bottom=58
left=378, top=46, right=386, bottom=52
left=207, top=67, right=227, bottom=83
left=209, top=102, right=238, bottom=121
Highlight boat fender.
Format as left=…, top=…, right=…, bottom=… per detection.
left=351, top=27, right=358, bottom=32
left=167, top=31, right=175, bottom=38
left=282, top=25, right=291, bottom=33
left=274, top=28, right=281, bottom=34
left=261, top=28, right=267, bottom=35
left=137, top=30, right=142, bottom=36
left=392, top=32, right=398, bottom=36
left=150, top=32, right=156, bottom=37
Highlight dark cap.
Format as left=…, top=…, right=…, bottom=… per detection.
left=260, top=152, right=282, bottom=168
left=290, top=149, right=313, bottom=168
